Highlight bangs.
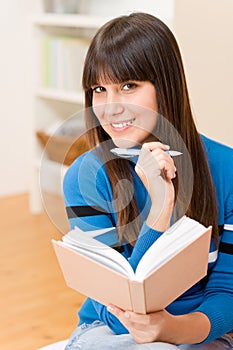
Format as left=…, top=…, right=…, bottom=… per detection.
left=82, top=16, right=155, bottom=90
left=83, top=47, right=150, bottom=89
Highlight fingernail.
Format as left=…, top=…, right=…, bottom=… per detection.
left=107, top=305, right=115, bottom=312
left=124, top=312, right=130, bottom=319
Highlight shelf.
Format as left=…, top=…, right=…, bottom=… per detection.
left=32, top=13, right=111, bottom=29
left=35, top=157, right=68, bottom=174
left=36, top=158, right=69, bottom=196
left=35, top=87, right=84, bottom=104
left=31, top=11, right=101, bottom=213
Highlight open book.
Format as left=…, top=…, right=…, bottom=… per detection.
left=52, top=216, right=212, bottom=314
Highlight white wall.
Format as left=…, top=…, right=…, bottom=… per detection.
left=0, top=1, right=40, bottom=197
left=173, top=0, right=233, bottom=147
left=80, top=0, right=174, bottom=25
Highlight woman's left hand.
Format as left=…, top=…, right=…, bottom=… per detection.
left=107, top=304, right=211, bottom=345
left=107, top=304, right=175, bottom=344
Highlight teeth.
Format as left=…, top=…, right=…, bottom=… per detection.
left=111, top=119, right=135, bottom=128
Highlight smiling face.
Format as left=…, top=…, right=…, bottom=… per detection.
left=91, top=80, right=158, bottom=148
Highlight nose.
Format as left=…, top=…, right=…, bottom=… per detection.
left=104, top=89, right=124, bottom=115
left=104, top=101, right=124, bottom=116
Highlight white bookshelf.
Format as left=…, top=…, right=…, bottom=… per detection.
left=30, top=13, right=105, bottom=214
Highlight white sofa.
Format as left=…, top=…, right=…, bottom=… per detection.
left=38, top=339, right=68, bottom=350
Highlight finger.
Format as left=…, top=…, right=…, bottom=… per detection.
left=139, top=143, right=169, bottom=161
left=143, top=150, right=176, bottom=180
left=135, top=156, right=176, bottom=187
left=107, top=304, right=153, bottom=326
left=142, top=142, right=170, bottom=152
left=154, top=156, right=176, bottom=179
left=107, top=304, right=133, bottom=324
left=141, top=146, right=174, bottom=166
left=107, top=304, right=124, bottom=318
left=150, top=149, right=176, bottom=174
left=107, top=304, right=142, bottom=327
left=107, top=305, right=134, bottom=329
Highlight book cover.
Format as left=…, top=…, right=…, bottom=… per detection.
left=52, top=216, right=212, bottom=314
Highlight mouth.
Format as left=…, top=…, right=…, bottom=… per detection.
left=110, top=118, right=136, bottom=129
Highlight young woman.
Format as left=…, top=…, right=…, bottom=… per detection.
left=63, top=12, right=233, bottom=349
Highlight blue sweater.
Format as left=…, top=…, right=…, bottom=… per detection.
left=63, top=135, right=233, bottom=343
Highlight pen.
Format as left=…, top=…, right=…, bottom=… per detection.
left=110, top=148, right=182, bottom=158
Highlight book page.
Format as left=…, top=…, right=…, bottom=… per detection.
left=62, top=228, right=135, bottom=279
left=61, top=241, right=131, bottom=277
left=135, top=216, right=209, bottom=281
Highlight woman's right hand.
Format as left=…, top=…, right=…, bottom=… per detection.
left=135, top=142, right=176, bottom=231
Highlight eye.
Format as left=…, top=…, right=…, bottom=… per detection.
left=122, top=82, right=137, bottom=91
left=92, top=86, right=105, bottom=93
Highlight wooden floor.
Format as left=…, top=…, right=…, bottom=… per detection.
left=0, top=194, right=85, bottom=350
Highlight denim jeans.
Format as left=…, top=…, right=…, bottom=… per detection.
left=64, top=321, right=233, bottom=350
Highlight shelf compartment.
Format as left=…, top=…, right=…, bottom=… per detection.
left=32, top=13, right=111, bottom=29
left=35, top=87, right=84, bottom=104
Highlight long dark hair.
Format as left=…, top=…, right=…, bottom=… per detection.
left=82, top=12, right=218, bottom=243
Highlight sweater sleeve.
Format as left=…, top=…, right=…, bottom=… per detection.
left=63, top=152, right=115, bottom=232
left=193, top=141, right=233, bottom=343
left=194, top=191, right=233, bottom=343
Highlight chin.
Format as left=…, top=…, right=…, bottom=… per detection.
left=112, top=138, right=140, bottom=149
